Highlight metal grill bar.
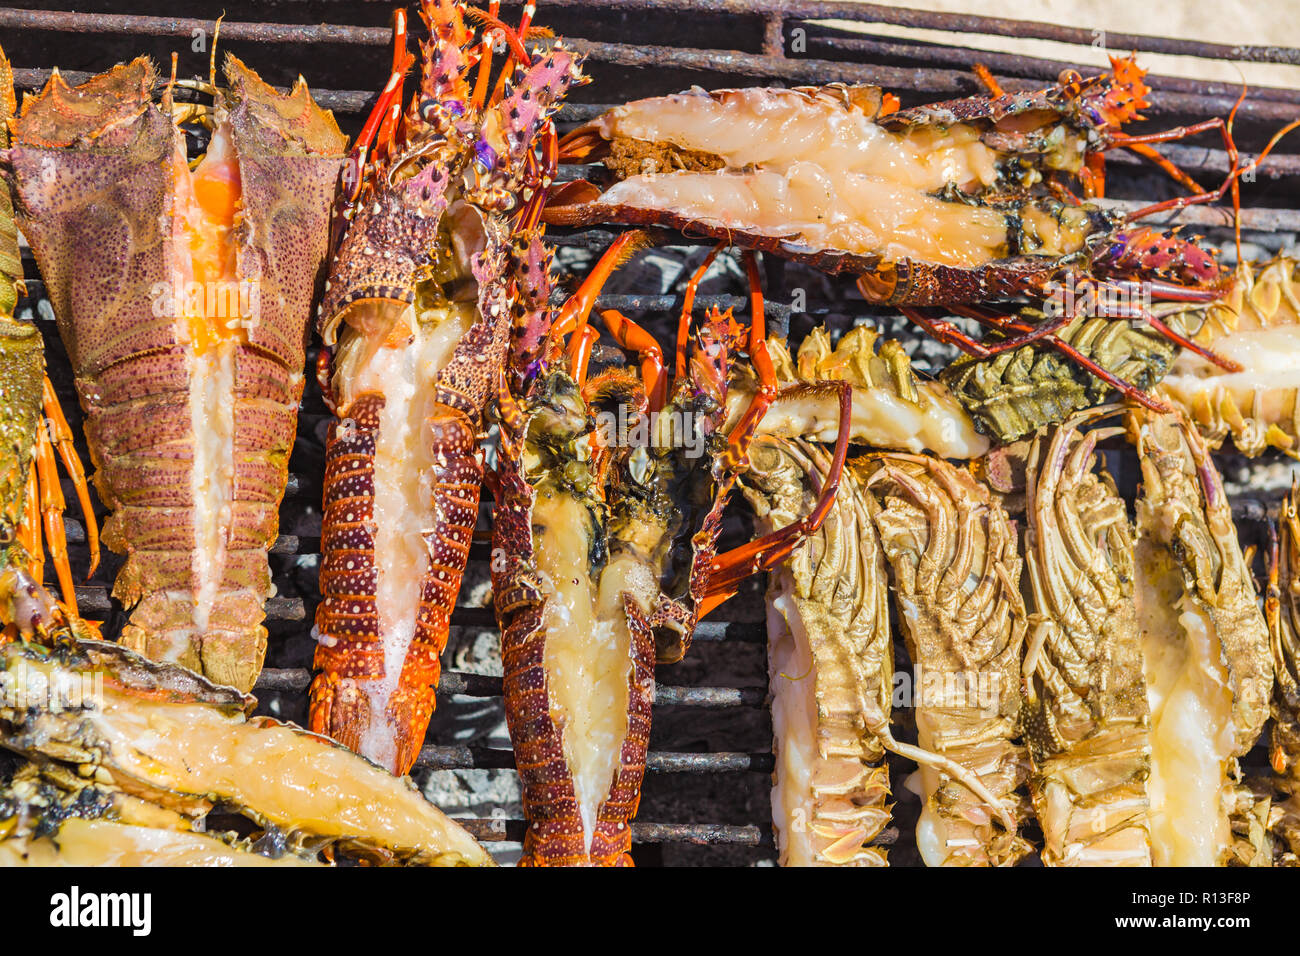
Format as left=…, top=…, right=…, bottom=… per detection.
left=256, top=667, right=765, bottom=707
left=455, top=816, right=784, bottom=846
left=414, top=745, right=775, bottom=773
left=6, top=6, right=1300, bottom=125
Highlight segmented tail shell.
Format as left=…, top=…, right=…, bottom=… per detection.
left=1159, top=258, right=1300, bottom=457
left=944, top=311, right=1177, bottom=443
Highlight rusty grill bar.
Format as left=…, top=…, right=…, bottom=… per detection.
left=8, top=0, right=1299, bottom=864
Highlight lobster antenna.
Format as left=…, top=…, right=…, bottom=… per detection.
left=210, top=13, right=224, bottom=90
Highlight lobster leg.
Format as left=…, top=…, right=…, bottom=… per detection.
left=1107, top=118, right=1237, bottom=195
left=1079, top=150, right=1106, bottom=199
left=566, top=324, right=600, bottom=385
left=699, top=380, right=853, bottom=617
left=1069, top=283, right=1243, bottom=372
left=971, top=63, right=1004, bottom=96
left=32, top=411, right=73, bottom=608
left=676, top=243, right=725, bottom=381
left=333, top=9, right=414, bottom=246
left=548, top=230, right=649, bottom=347
left=906, top=299, right=1077, bottom=358
left=42, top=374, right=98, bottom=578
left=1121, top=108, right=1249, bottom=226
left=600, top=309, right=666, bottom=411
left=716, top=251, right=777, bottom=475
left=20, top=466, right=41, bottom=583
left=470, top=2, right=503, bottom=112
left=899, top=306, right=993, bottom=359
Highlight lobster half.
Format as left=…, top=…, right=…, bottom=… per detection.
left=310, top=1, right=586, bottom=775
left=0, top=43, right=98, bottom=645
left=547, top=59, right=1299, bottom=407
left=3, top=53, right=346, bottom=691
left=492, top=236, right=852, bottom=865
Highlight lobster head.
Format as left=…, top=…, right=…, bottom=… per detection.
left=6, top=54, right=346, bottom=377
left=1092, top=226, right=1226, bottom=289
left=318, top=2, right=585, bottom=396
left=1056, top=54, right=1151, bottom=132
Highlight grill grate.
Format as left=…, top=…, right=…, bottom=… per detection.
left=8, top=0, right=1299, bottom=865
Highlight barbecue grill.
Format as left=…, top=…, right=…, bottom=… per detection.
left=5, top=0, right=1299, bottom=865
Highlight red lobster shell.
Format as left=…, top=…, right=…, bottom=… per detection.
left=309, top=0, right=586, bottom=776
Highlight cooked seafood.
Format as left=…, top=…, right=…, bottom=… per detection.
left=743, top=437, right=892, bottom=866
left=1022, top=410, right=1152, bottom=866
left=547, top=65, right=1264, bottom=406
left=0, top=43, right=97, bottom=645
left=944, top=310, right=1178, bottom=443
left=861, top=453, right=1031, bottom=866
left=310, top=2, right=584, bottom=776
left=727, top=325, right=989, bottom=458
left=5, top=53, right=346, bottom=691
left=0, top=639, right=491, bottom=865
left=1267, top=478, right=1300, bottom=861
left=552, top=59, right=1198, bottom=268
left=0, top=763, right=322, bottom=867
left=493, top=239, right=851, bottom=865
left=1160, top=257, right=1300, bottom=457
left=1129, top=409, right=1272, bottom=866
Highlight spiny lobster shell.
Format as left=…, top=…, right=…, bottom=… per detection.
left=743, top=437, right=893, bottom=866
left=310, top=3, right=587, bottom=776
left=859, top=453, right=1032, bottom=866
left=492, top=372, right=657, bottom=866
left=5, top=56, right=346, bottom=691
left=1022, top=411, right=1153, bottom=866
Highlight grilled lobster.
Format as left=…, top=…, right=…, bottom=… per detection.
left=3, top=52, right=345, bottom=691
left=492, top=236, right=852, bottom=865
left=0, top=638, right=491, bottom=865
left=546, top=59, right=1299, bottom=407
left=1128, top=409, right=1271, bottom=865
left=310, top=1, right=586, bottom=775
left=0, top=43, right=98, bottom=646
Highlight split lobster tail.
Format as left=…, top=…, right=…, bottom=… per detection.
left=5, top=55, right=346, bottom=691
left=310, top=0, right=587, bottom=776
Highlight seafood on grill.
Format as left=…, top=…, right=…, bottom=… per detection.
left=1021, top=409, right=1153, bottom=865
left=492, top=236, right=852, bottom=865
left=1160, top=257, right=1300, bottom=457
left=553, top=57, right=1198, bottom=255
left=861, top=453, right=1031, bottom=866
left=742, top=437, right=892, bottom=866
left=310, top=2, right=585, bottom=776
left=0, top=43, right=97, bottom=646
left=0, top=638, right=491, bottom=865
left=0, top=762, right=324, bottom=867
left=943, top=309, right=1179, bottom=443
left=1266, top=478, right=1300, bottom=862
left=3, top=50, right=347, bottom=692
left=727, top=324, right=989, bottom=459
left=546, top=66, right=1270, bottom=407
left=1128, top=409, right=1272, bottom=866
